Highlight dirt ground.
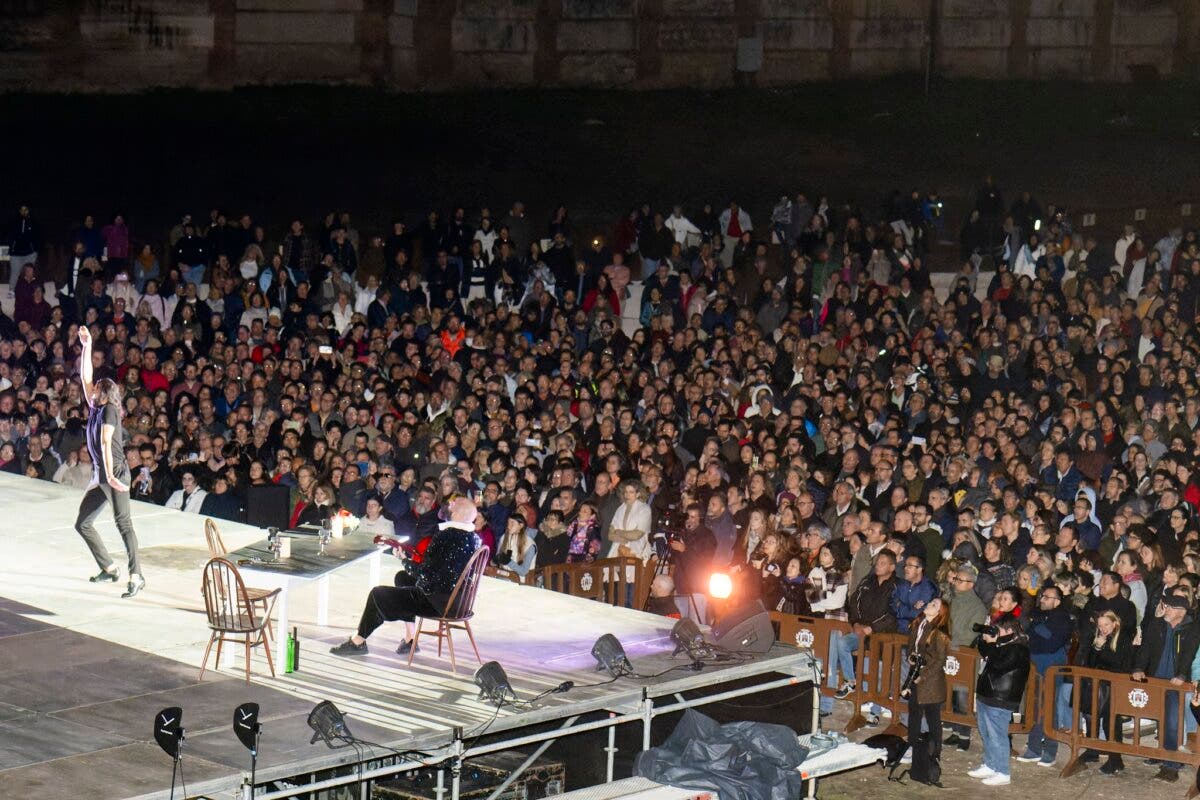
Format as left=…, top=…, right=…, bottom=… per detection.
left=3, top=77, right=1198, bottom=261
left=815, top=701, right=1196, bottom=800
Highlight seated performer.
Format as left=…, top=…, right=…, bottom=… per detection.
left=331, top=496, right=483, bottom=657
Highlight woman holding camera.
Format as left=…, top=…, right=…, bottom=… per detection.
left=903, top=597, right=949, bottom=786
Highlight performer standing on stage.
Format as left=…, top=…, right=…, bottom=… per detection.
left=75, top=326, right=145, bottom=599
left=331, top=496, right=482, bottom=657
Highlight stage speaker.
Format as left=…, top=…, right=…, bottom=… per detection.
left=710, top=600, right=773, bottom=654
left=246, top=484, right=291, bottom=529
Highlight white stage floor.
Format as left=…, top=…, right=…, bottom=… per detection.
left=0, top=473, right=810, bottom=800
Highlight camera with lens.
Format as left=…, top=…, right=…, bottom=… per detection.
left=971, top=623, right=999, bottom=636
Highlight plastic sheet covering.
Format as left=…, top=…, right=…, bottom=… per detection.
left=633, top=710, right=808, bottom=800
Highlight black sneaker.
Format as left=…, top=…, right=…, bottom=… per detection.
left=1154, top=767, right=1179, bottom=783
left=943, top=733, right=962, bottom=747
left=1080, top=750, right=1100, bottom=763
left=834, top=681, right=855, bottom=700
left=1100, top=756, right=1124, bottom=775
left=396, top=639, right=420, bottom=656
left=121, top=575, right=146, bottom=599
left=330, top=639, right=368, bottom=656
left=90, top=568, right=119, bottom=583
left=956, top=737, right=970, bottom=752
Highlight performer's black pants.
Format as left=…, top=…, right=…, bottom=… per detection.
left=76, top=483, right=141, bottom=576
left=357, top=572, right=440, bottom=639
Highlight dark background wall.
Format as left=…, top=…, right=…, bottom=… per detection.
left=0, top=0, right=1197, bottom=93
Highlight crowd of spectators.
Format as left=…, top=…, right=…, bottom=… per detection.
left=5, top=184, right=1200, bottom=782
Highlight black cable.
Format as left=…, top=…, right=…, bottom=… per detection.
left=352, top=738, right=435, bottom=762
left=462, top=700, right=506, bottom=751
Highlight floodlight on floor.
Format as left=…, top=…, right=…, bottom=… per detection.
left=474, top=660, right=517, bottom=706
left=591, top=633, right=634, bottom=677
left=307, top=700, right=355, bottom=749
left=670, top=617, right=705, bottom=654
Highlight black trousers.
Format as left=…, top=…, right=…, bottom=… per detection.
left=356, top=571, right=440, bottom=640
left=908, top=699, right=943, bottom=781
left=75, top=483, right=141, bottom=576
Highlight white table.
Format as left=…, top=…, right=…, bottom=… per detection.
left=796, top=735, right=887, bottom=798
left=230, top=532, right=384, bottom=669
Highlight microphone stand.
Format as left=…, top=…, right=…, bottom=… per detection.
left=169, top=729, right=185, bottom=800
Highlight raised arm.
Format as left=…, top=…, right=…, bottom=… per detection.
left=77, top=325, right=95, bottom=408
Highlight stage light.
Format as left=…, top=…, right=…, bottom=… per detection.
left=670, top=618, right=704, bottom=655
left=307, top=700, right=354, bottom=749
left=708, top=572, right=733, bottom=599
left=474, top=660, right=517, bottom=706
left=591, top=633, right=633, bottom=677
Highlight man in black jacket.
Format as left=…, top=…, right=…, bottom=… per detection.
left=831, top=550, right=897, bottom=719
left=670, top=503, right=716, bottom=623
left=1017, top=586, right=1074, bottom=766
left=969, top=615, right=1030, bottom=785
left=8, top=204, right=40, bottom=298
left=1079, top=571, right=1138, bottom=641
left=1132, top=589, right=1200, bottom=781
left=331, top=497, right=482, bottom=658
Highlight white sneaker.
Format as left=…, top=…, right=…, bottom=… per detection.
left=899, top=750, right=912, bottom=764
left=968, top=765, right=997, bottom=779
left=880, top=707, right=893, bottom=718
left=859, top=702, right=874, bottom=714
left=982, top=774, right=1010, bottom=786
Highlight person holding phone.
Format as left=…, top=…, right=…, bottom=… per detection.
left=73, top=326, right=145, bottom=599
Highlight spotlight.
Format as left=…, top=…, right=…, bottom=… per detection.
left=708, top=572, right=733, bottom=599
left=670, top=618, right=704, bottom=655
left=670, top=617, right=718, bottom=662
left=307, top=700, right=354, bottom=748
left=473, top=661, right=517, bottom=706
left=591, top=633, right=634, bottom=677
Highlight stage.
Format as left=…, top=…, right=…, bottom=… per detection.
left=0, top=474, right=814, bottom=800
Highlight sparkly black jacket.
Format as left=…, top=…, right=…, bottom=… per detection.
left=416, top=522, right=483, bottom=612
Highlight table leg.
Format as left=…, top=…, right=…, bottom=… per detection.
left=368, top=550, right=382, bottom=588
left=316, top=575, right=330, bottom=627
left=276, top=584, right=290, bottom=671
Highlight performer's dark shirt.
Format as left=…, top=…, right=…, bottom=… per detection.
left=85, top=402, right=129, bottom=484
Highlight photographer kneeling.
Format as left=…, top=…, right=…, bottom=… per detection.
left=968, top=615, right=1030, bottom=786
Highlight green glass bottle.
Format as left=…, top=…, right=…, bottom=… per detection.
left=286, top=627, right=299, bottom=673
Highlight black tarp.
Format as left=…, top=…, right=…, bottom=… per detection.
left=633, top=710, right=808, bottom=800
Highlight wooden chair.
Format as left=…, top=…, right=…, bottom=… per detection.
left=199, top=557, right=280, bottom=684
left=204, top=518, right=277, bottom=639
left=408, top=546, right=490, bottom=673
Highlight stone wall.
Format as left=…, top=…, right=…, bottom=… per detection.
left=0, top=0, right=1194, bottom=92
